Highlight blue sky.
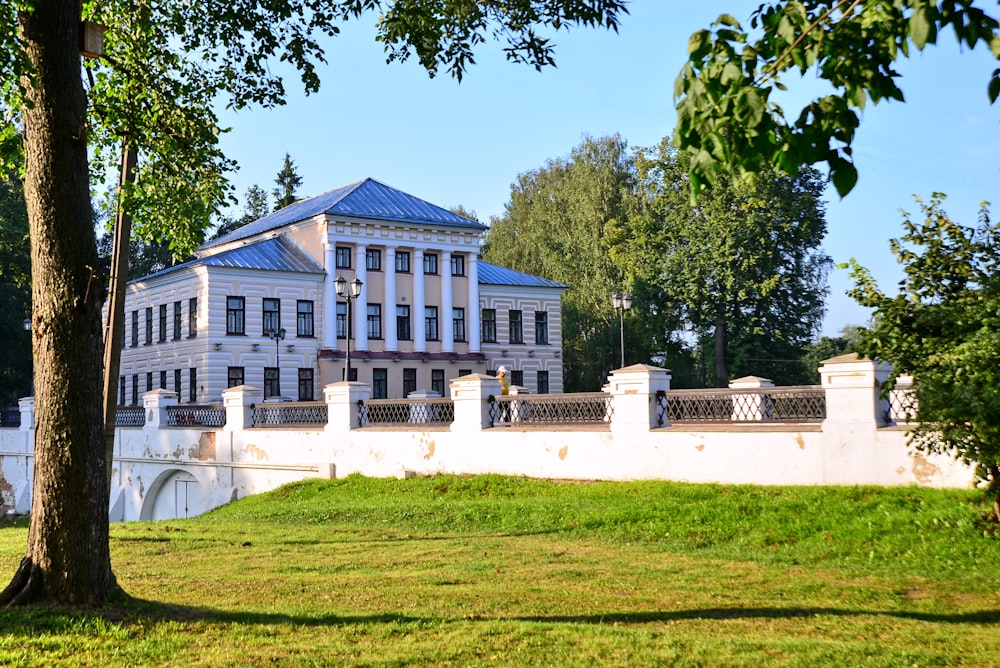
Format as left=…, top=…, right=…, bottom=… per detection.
left=217, top=2, right=1000, bottom=337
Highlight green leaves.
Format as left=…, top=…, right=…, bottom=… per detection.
left=850, top=196, right=1000, bottom=502
left=675, top=1, right=1000, bottom=199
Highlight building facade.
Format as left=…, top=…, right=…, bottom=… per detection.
left=114, top=178, right=566, bottom=404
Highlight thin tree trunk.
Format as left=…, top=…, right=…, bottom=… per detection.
left=713, top=316, right=728, bottom=388
left=1, top=0, right=121, bottom=606
left=103, top=145, right=137, bottom=487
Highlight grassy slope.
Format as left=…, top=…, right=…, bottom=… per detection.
left=1, top=475, right=997, bottom=667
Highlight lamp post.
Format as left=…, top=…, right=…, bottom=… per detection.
left=267, top=327, right=286, bottom=397
left=23, top=317, right=33, bottom=398
left=334, top=274, right=363, bottom=382
left=612, top=292, right=632, bottom=369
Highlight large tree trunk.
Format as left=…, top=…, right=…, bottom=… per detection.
left=713, top=317, right=728, bottom=388
left=0, top=0, right=121, bottom=606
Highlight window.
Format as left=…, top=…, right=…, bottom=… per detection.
left=423, top=252, right=438, bottom=275
left=425, top=306, right=439, bottom=341
left=459, top=369, right=472, bottom=378
left=227, top=367, right=244, bottom=388
left=118, top=376, right=125, bottom=405
left=453, top=308, right=466, bottom=342
left=188, top=297, right=198, bottom=337
left=263, top=298, right=280, bottom=335
left=482, top=309, right=497, bottom=343
left=372, top=368, right=388, bottom=399
left=336, top=302, right=348, bottom=339
left=511, top=370, right=523, bottom=387
left=431, top=369, right=445, bottom=396
left=189, top=368, right=197, bottom=402
left=173, top=302, right=182, bottom=340
left=396, top=305, right=411, bottom=341
left=264, top=368, right=280, bottom=399
left=131, top=374, right=138, bottom=405
left=145, top=308, right=153, bottom=345
left=174, top=369, right=182, bottom=395
left=395, top=250, right=411, bottom=273
left=335, top=246, right=352, bottom=269
left=226, top=296, right=245, bottom=335
left=536, top=370, right=550, bottom=394
left=509, top=310, right=523, bottom=344
left=158, top=305, right=167, bottom=342
left=366, top=248, right=381, bottom=271
left=298, top=368, right=314, bottom=401
left=130, top=311, right=138, bottom=347
left=534, top=311, right=548, bottom=344
left=343, top=367, right=358, bottom=382
left=403, top=368, right=417, bottom=397
left=367, top=303, right=382, bottom=339
left=159, top=370, right=167, bottom=390
left=146, top=372, right=153, bottom=393
left=450, top=254, right=465, bottom=276
left=297, top=300, right=314, bottom=337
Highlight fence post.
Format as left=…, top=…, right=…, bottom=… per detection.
left=729, top=376, right=774, bottom=421
left=143, top=388, right=178, bottom=430
left=18, top=397, right=33, bottom=433
left=450, top=373, right=500, bottom=432
left=819, top=354, right=892, bottom=427
left=607, top=364, right=672, bottom=432
left=223, top=384, right=264, bottom=431
left=324, top=381, right=371, bottom=432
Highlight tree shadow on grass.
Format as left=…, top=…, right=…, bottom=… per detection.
left=2, top=600, right=997, bottom=633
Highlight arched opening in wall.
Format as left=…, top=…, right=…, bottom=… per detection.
left=140, top=469, right=199, bottom=521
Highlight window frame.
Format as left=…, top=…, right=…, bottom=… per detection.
left=130, top=311, right=138, bottom=347
left=336, top=302, right=348, bottom=339
left=431, top=369, right=445, bottom=396
left=372, top=368, right=388, bottom=399
left=298, top=368, right=314, bottom=401
left=423, top=252, right=439, bottom=275
left=264, top=367, right=280, bottom=399
left=536, top=370, right=550, bottom=394
left=335, top=246, right=352, bottom=269
left=172, top=301, right=182, bottom=340
left=509, top=309, right=524, bottom=344
left=262, top=298, right=281, bottom=335
left=511, top=369, right=524, bottom=387
left=367, top=303, right=382, bottom=340
left=396, top=304, right=411, bottom=341
left=395, top=250, right=411, bottom=273
left=365, top=248, right=382, bottom=272
left=534, top=311, right=548, bottom=345
left=145, top=307, right=153, bottom=345
left=450, top=254, right=465, bottom=276
left=452, top=307, right=466, bottom=342
left=188, top=297, right=198, bottom=338
left=402, top=368, right=417, bottom=397
left=226, top=296, right=246, bottom=335
left=227, top=366, right=244, bottom=389
left=189, top=368, right=197, bottom=402
left=296, top=300, right=315, bottom=337
left=174, top=369, right=182, bottom=395
left=481, top=309, right=497, bottom=343
left=425, top=306, right=439, bottom=341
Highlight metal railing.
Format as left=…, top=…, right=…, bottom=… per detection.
left=657, top=386, right=826, bottom=425
left=358, top=398, right=455, bottom=426
left=251, top=401, right=328, bottom=427
left=166, top=405, right=226, bottom=427
left=884, top=383, right=917, bottom=425
left=489, top=392, right=613, bottom=426
left=116, top=407, right=146, bottom=428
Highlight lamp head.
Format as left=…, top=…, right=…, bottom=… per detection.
left=612, top=293, right=622, bottom=310
left=334, top=274, right=347, bottom=298
left=350, top=277, right=363, bottom=298
left=622, top=294, right=632, bottom=311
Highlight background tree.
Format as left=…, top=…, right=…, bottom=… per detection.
left=624, top=137, right=830, bottom=387
left=0, top=169, right=30, bottom=407
left=675, top=2, right=1000, bottom=196
left=483, top=135, right=688, bottom=390
left=0, top=0, right=627, bottom=606
left=798, top=324, right=863, bottom=384
left=849, top=195, right=1000, bottom=521
left=212, top=184, right=270, bottom=241
left=273, top=153, right=303, bottom=211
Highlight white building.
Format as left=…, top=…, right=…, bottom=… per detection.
left=115, top=178, right=566, bottom=404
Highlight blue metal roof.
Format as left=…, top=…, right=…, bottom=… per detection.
left=478, top=262, right=569, bottom=289
left=202, top=178, right=486, bottom=250
left=133, top=236, right=323, bottom=283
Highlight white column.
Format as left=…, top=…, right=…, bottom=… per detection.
left=441, top=251, right=454, bottom=353
left=384, top=245, right=398, bottom=351
left=354, top=244, right=368, bottom=351
left=467, top=253, right=481, bottom=353
left=322, top=239, right=338, bottom=351
left=413, top=248, right=427, bottom=352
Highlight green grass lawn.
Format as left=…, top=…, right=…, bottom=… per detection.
left=1, top=475, right=998, bottom=666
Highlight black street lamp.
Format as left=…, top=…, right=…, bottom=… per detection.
left=612, top=292, right=632, bottom=369
left=334, top=274, right=363, bottom=382
left=267, top=327, right=286, bottom=396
